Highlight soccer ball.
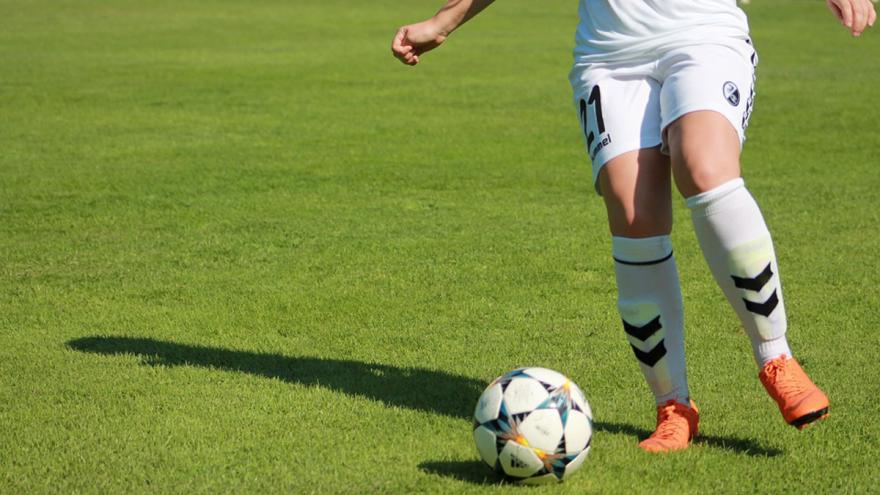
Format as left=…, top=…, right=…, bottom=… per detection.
left=472, top=367, right=593, bottom=484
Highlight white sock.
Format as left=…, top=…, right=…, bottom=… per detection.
left=687, top=178, right=792, bottom=367
left=613, top=235, right=689, bottom=405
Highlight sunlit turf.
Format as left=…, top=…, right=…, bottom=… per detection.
left=1, top=0, right=878, bottom=492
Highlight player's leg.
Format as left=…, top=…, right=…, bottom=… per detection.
left=660, top=42, right=829, bottom=429
left=598, top=150, right=700, bottom=452
left=571, top=68, right=697, bottom=451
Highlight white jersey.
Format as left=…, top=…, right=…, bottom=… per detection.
left=574, top=0, right=750, bottom=63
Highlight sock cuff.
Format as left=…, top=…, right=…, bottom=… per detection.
left=612, top=235, right=673, bottom=265
left=685, top=178, right=745, bottom=210
left=755, top=338, right=792, bottom=367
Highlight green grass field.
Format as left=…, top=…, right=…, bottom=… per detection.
left=2, top=0, right=879, bottom=493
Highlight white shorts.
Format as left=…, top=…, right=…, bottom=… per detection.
left=569, top=40, right=758, bottom=194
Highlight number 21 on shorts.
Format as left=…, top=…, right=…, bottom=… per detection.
left=579, top=85, right=611, bottom=161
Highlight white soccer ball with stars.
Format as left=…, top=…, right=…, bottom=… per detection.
left=472, top=367, right=593, bottom=484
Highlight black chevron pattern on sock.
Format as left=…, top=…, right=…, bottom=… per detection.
left=630, top=341, right=666, bottom=367
left=743, top=289, right=779, bottom=317
left=731, top=263, right=774, bottom=291
left=622, top=315, right=662, bottom=342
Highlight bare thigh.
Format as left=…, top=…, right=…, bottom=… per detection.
left=598, top=146, right=673, bottom=238
left=665, top=110, right=742, bottom=198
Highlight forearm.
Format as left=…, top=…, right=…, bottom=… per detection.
left=433, top=0, right=496, bottom=36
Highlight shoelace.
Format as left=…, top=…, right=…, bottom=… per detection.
left=651, top=401, right=689, bottom=439
left=764, top=359, right=808, bottom=397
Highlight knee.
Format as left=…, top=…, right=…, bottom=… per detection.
left=678, top=159, right=736, bottom=197
left=598, top=147, right=674, bottom=237
left=666, top=116, right=742, bottom=197
left=612, top=202, right=671, bottom=238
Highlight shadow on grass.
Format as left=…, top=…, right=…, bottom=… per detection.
left=418, top=460, right=508, bottom=486
left=67, top=336, right=484, bottom=419
left=419, top=423, right=780, bottom=486
left=595, top=421, right=782, bottom=457
left=68, top=336, right=782, bottom=458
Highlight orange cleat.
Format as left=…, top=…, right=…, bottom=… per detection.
left=759, top=356, right=829, bottom=430
left=639, top=400, right=699, bottom=453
